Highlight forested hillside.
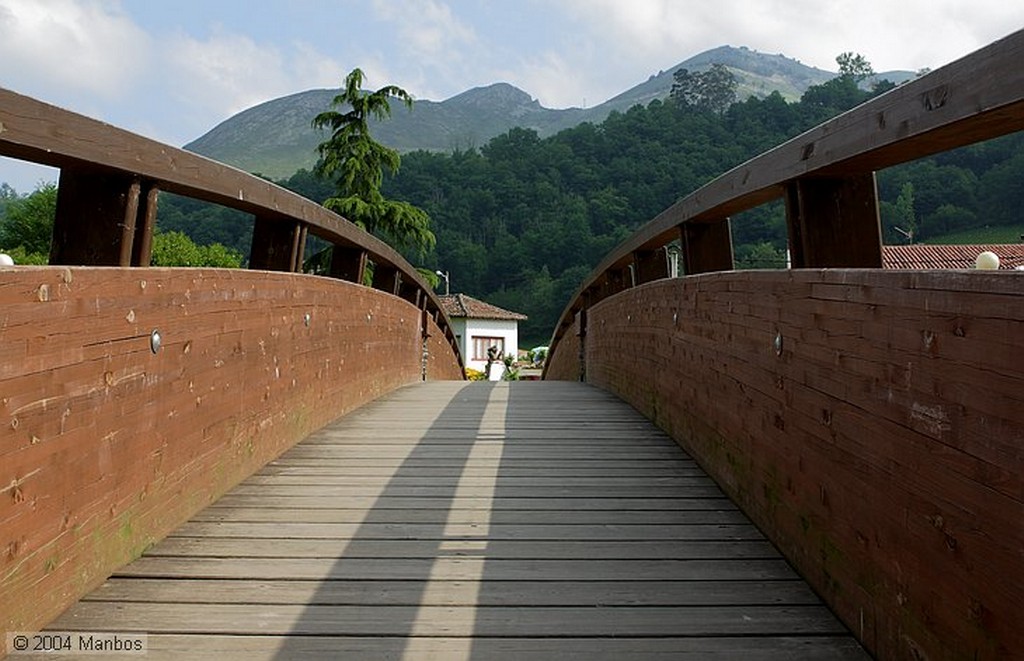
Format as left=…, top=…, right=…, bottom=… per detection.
left=162, top=75, right=1024, bottom=346
left=184, top=45, right=857, bottom=179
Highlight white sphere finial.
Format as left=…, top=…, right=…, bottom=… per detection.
left=975, top=251, right=1000, bottom=270
left=0, top=254, right=14, bottom=266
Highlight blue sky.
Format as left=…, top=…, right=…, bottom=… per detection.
left=2, top=0, right=1022, bottom=192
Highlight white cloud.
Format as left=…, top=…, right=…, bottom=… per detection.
left=556, top=0, right=1024, bottom=74
left=370, top=0, right=476, bottom=57
left=366, top=0, right=480, bottom=100
left=165, top=28, right=290, bottom=116
left=0, top=0, right=150, bottom=102
left=507, top=50, right=591, bottom=109
left=162, top=27, right=347, bottom=123
left=506, top=0, right=1024, bottom=108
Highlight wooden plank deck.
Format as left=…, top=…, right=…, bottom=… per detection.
left=42, top=381, right=869, bottom=660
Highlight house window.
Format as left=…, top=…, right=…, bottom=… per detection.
left=472, top=337, right=505, bottom=360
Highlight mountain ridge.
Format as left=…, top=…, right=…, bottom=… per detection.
left=185, top=46, right=913, bottom=179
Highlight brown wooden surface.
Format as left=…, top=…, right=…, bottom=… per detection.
left=785, top=174, right=882, bottom=268
left=681, top=219, right=734, bottom=274
left=0, top=84, right=462, bottom=362
left=250, top=216, right=300, bottom=272
left=36, top=381, right=867, bottom=660
left=548, top=269, right=1024, bottom=661
left=0, top=266, right=462, bottom=641
left=633, top=248, right=669, bottom=284
left=50, top=168, right=137, bottom=266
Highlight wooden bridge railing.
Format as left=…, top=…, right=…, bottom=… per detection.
left=545, top=29, right=1024, bottom=661
left=0, top=87, right=464, bottom=640
left=0, top=85, right=461, bottom=355
left=546, top=28, right=1024, bottom=350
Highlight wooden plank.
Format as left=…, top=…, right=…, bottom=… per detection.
left=256, top=459, right=700, bottom=468
left=109, top=635, right=871, bottom=661
left=222, top=484, right=727, bottom=498
left=84, top=577, right=818, bottom=606
left=190, top=508, right=748, bottom=525
left=146, top=538, right=781, bottom=560
left=167, top=521, right=762, bottom=540
left=256, top=464, right=707, bottom=476
left=114, top=557, right=795, bottom=582
left=202, top=495, right=737, bottom=511
left=238, top=474, right=718, bottom=486
left=50, top=603, right=849, bottom=636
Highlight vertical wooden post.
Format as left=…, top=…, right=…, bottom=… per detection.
left=132, top=184, right=159, bottom=266
left=785, top=173, right=882, bottom=268
left=289, top=224, right=308, bottom=272
left=51, top=168, right=142, bottom=265
left=118, top=180, right=141, bottom=267
left=633, top=248, right=669, bottom=284
left=329, top=245, right=368, bottom=283
left=576, top=306, right=588, bottom=383
left=680, top=219, right=734, bottom=275
left=250, top=216, right=299, bottom=271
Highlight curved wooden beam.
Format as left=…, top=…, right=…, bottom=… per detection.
left=547, top=28, right=1024, bottom=366
left=0, top=86, right=462, bottom=367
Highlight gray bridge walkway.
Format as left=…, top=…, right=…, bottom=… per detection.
left=42, top=381, right=868, bottom=659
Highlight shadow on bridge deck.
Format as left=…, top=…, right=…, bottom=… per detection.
left=41, top=381, right=868, bottom=660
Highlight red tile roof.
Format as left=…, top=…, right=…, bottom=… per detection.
left=882, top=244, right=1024, bottom=270
left=439, top=293, right=527, bottom=321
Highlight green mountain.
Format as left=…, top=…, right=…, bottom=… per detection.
left=184, top=45, right=912, bottom=179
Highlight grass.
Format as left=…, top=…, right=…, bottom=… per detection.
left=923, top=223, right=1024, bottom=245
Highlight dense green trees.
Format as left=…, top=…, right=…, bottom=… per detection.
left=0, top=183, right=57, bottom=261
left=150, top=231, right=243, bottom=268
left=670, top=63, right=738, bottom=114
left=0, top=183, right=243, bottom=267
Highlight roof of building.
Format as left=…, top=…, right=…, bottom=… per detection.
left=882, top=244, right=1024, bottom=270
left=439, top=293, right=528, bottom=321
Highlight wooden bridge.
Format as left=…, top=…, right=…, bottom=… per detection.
left=2, top=29, right=1022, bottom=661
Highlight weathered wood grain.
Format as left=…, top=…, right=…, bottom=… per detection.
left=38, top=381, right=867, bottom=660
left=83, top=577, right=818, bottom=606
left=104, top=634, right=870, bottom=661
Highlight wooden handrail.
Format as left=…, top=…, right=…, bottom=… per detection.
left=546, top=28, right=1024, bottom=365
left=0, top=85, right=462, bottom=367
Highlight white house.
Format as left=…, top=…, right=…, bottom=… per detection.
left=439, top=293, right=527, bottom=378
